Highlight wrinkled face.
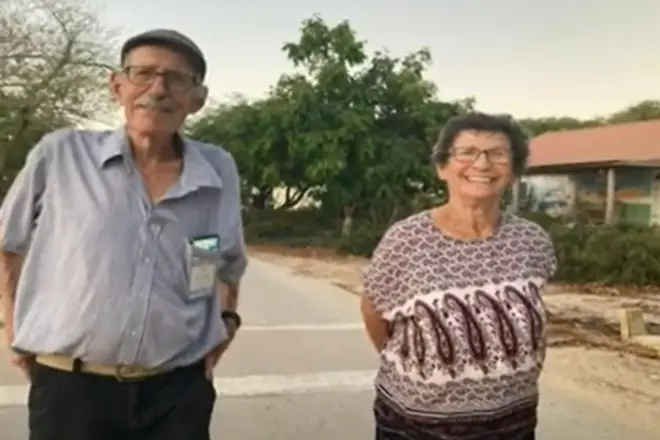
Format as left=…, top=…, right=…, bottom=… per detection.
left=109, top=45, right=207, bottom=136
left=437, top=130, right=514, bottom=203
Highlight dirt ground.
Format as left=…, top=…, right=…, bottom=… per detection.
left=249, top=244, right=660, bottom=435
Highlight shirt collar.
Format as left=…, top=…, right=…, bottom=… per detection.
left=98, top=127, right=223, bottom=192
left=97, top=128, right=125, bottom=166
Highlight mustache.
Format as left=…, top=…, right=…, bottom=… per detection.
left=135, top=96, right=175, bottom=113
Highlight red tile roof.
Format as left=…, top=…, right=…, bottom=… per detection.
left=527, top=119, right=660, bottom=169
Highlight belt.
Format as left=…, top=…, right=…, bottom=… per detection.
left=35, top=354, right=164, bottom=381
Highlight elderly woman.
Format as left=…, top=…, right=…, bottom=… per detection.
left=361, top=112, right=556, bottom=440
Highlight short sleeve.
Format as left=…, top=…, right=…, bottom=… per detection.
left=0, top=139, right=50, bottom=253
left=215, top=153, right=247, bottom=285
left=362, top=225, right=405, bottom=315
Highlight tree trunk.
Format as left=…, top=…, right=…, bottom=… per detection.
left=278, top=186, right=310, bottom=209
left=341, top=205, right=355, bottom=237
left=252, top=188, right=271, bottom=210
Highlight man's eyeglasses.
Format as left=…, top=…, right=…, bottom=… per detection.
left=122, top=65, right=199, bottom=92
left=451, top=146, right=511, bottom=165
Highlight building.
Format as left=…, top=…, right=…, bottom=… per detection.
left=516, top=119, right=660, bottom=226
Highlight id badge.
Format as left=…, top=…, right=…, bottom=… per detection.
left=188, top=235, right=221, bottom=293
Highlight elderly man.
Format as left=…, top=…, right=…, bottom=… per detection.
left=0, top=29, right=247, bottom=440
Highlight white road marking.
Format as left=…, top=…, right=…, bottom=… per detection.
left=0, top=369, right=376, bottom=406
left=214, top=370, right=375, bottom=397
left=241, top=323, right=363, bottom=332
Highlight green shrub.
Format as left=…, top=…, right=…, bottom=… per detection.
left=550, top=223, right=660, bottom=286
left=244, top=208, right=338, bottom=246
left=244, top=207, right=388, bottom=252
left=336, top=224, right=384, bottom=257
left=519, top=211, right=561, bottom=231
left=548, top=223, right=593, bottom=282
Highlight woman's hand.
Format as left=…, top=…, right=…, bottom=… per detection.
left=360, top=295, right=390, bottom=353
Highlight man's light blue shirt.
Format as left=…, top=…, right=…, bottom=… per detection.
left=0, top=127, right=248, bottom=369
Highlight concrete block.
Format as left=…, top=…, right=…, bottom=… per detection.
left=631, top=335, right=660, bottom=353
left=619, top=307, right=646, bottom=340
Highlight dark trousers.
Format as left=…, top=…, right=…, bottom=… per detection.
left=28, top=360, right=216, bottom=440
left=376, top=427, right=535, bottom=440
left=374, top=393, right=537, bottom=440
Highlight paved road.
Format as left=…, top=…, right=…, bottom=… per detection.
left=0, top=257, right=657, bottom=439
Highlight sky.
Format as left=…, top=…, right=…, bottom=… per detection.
left=99, top=0, right=660, bottom=120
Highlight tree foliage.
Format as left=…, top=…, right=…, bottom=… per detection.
left=523, top=213, right=660, bottom=287
left=189, top=16, right=468, bottom=234
left=519, top=99, right=660, bottom=136
left=0, top=0, right=117, bottom=189
left=608, top=100, right=660, bottom=124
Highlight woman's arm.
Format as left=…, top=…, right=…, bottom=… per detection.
left=360, top=294, right=390, bottom=353
left=360, top=224, right=403, bottom=354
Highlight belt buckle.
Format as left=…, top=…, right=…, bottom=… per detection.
left=115, top=365, right=137, bottom=382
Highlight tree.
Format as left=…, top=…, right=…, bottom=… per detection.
left=607, top=100, right=660, bottom=123
left=518, top=116, right=603, bottom=137
left=188, top=83, right=322, bottom=209
left=0, top=0, right=117, bottom=191
left=190, top=95, right=292, bottom=209
left=518, top=99, right=660, bottom=137
left=281, top=16, right=461, bottom=235
left=190, top=16, right=466, bottom=233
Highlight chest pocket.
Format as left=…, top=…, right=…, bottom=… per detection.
left=185, top=239, right=225, bottom=299
left=157, top=200, right=221, bottom=301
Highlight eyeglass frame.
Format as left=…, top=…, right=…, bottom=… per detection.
left=121, top=65, right=201, bottom=92
left=449, top=146, right=512, bottom=165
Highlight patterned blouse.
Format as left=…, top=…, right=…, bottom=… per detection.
left=363, top=211, right=557, bottom=440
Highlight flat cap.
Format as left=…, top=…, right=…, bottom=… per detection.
left=121, top=29, right=207, bottom=80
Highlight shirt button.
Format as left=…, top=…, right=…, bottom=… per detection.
left=144, top=257, right=150, bottom=263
